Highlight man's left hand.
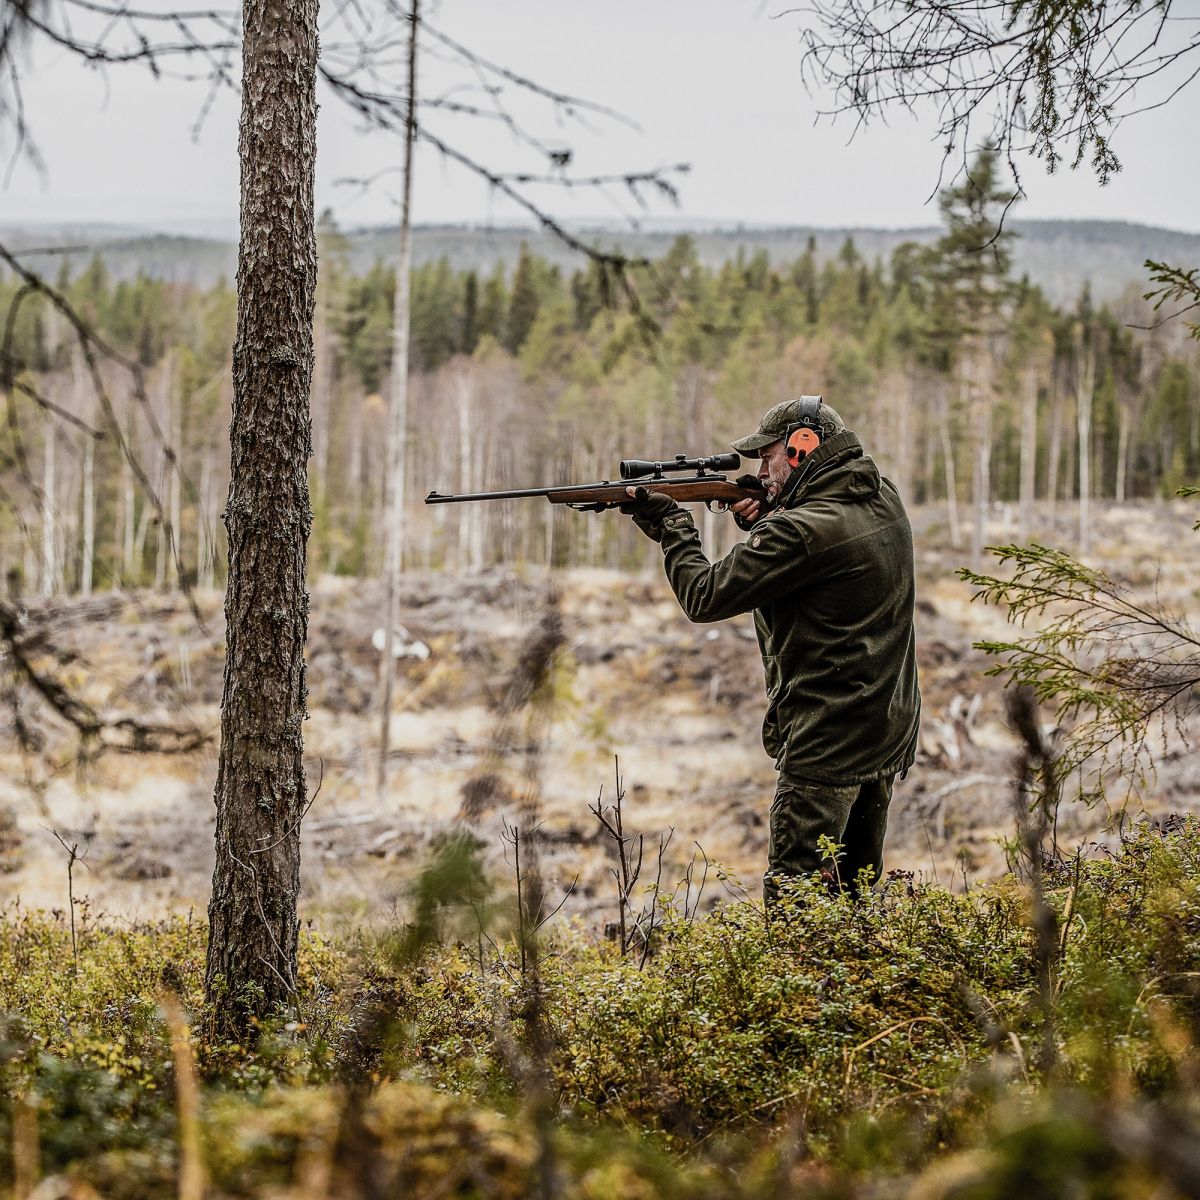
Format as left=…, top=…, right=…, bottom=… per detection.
left=620, top=486, right=680, bottom=543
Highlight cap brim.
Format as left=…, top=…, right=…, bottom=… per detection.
left=731, top=432, right=780, bottom=455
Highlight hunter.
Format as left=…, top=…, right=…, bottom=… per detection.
left=622, top=396, right=920, bottom=901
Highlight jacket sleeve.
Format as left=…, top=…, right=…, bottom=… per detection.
left=656, top=507, right=811, bottom=623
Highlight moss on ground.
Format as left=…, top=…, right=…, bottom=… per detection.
left=0, top=818, right=1198, bottom=1197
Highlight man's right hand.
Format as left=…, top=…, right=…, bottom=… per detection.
left=730, top=495, right=762, bottom=528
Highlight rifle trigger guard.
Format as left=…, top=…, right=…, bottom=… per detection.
left=706, top=500, right=728, bottom=514
left=567, top=502, right=610, bottom=512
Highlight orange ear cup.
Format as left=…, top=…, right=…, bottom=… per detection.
left=786, top=426, right=821, bottom=463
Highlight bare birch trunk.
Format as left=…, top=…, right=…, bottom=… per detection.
left=1076, top=345, right=1095, bottom=555
left=963, top=344, right=989, bottom=569
left=120, top=405, right=137, bottom=588
left=971, top=400, right=991, bottom=569
left=153, top=354, right=174, bottom=590
left=1115, top=404, right=1131, bottom=505
left=205, top=0, right=318, bottom=1036
left=169, top=365, right=182, bottom=591
left=1017, top=365, right=1038, bottom=544
left=455, top=369, right=474, bottom=569
left=376, top=0, right=419, bottom=800
left=896, top=355, right=915, bottom=501
left=346, top=392, right=363, bottom=550
left=133, top=490, right=154, bottom=582
left=77, top=355, right=95, bottom=597
left=939, top=383, right=961, bottom=549
left=41, top=414, right=58, bottom=597
left=1046, top=388, right=1063, bottom=520
left=198, top=445, right=216, bottom=591
left=470, top=430, right=489, bottom=569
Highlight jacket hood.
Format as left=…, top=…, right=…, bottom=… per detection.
left=777, top=431, right=881, bottom=509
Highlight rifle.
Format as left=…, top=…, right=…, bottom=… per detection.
left=425, top=452, right=767, bottom=513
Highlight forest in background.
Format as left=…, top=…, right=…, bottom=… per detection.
left=4, top=217, right=1198, bottom=305
left=2, top=152, right=1197, bottom=597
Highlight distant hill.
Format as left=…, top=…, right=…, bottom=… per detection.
left=3, top=218, right=1198, bottom=307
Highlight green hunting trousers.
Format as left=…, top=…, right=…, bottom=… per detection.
left=765, top=773, right=894, bottom=903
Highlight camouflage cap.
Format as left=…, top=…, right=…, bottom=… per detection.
left=730, top=397, right=847, bottom=455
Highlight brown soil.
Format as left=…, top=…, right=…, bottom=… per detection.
left=1, top=500, right=1196, bottom=930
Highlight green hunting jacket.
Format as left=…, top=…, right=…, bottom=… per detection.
left=655, top=431, right=921, bottom=784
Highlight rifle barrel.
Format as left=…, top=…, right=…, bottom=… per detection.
left=425, top=473, right=755, bottom=505
left=425, top=485, right=564, bottom=504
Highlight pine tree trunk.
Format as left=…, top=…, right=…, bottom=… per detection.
left=205, top=0, right=318, bottom=1035
left=376, top=0, right=419, bottom=800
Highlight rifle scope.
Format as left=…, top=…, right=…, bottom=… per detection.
left=620, top=452, right=741, bottom=480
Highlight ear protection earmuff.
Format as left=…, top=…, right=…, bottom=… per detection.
left=784, top=395, right=824, bottom=465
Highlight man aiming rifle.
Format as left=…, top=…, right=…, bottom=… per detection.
left=620, top=396, right=921, bottom=901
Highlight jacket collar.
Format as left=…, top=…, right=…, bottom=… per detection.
left=776, top=431, right=865, bottom=509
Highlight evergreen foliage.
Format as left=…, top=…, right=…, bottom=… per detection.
left=2, top=199, right=1197, bottom=589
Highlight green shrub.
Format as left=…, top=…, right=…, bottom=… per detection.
left=0, top=819, right=1197, bottom=1197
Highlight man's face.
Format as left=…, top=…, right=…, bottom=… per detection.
left=756, top=439, right=793, bottom=501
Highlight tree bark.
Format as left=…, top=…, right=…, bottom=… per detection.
left=205, top=0, right=318, bottom=1035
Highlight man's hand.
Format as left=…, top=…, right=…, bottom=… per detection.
left=620, top=486, right=681, bottom=543
left=730, top=494, right=762, bottom=530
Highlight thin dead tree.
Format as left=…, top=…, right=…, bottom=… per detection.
left=376, top=0, right=419, bottom=803
left=330, top=2, right=689, bottom=797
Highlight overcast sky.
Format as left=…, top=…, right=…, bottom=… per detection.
left=5, top=0, right=1199, bottom=236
